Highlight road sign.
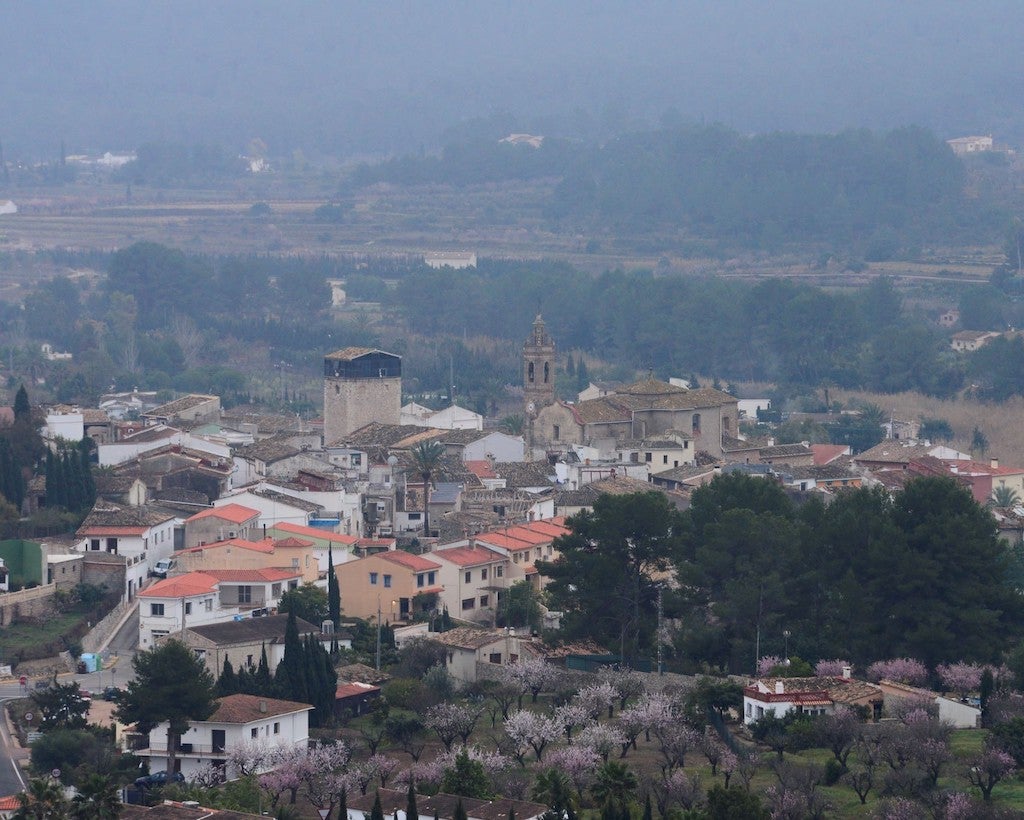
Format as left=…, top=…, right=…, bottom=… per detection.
left=19, top=676, right=26, bottom=687
left=24, top=712, right=33, bottom=722
left=318, top=810, right=330, bottom=820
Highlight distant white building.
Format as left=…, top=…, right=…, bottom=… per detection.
left=947, top=135, right=993, bottom=156
left=137, top=693, right=312, bottom=781
left=0, top=200, right=16, bottom=216
left=424, top=251, right=477, bottom=269
left=401, top=403, right=484, bottom=431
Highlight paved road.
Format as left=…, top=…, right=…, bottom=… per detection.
left=0, top=683, right=28, bottom=796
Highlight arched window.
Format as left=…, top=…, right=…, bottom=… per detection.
left=543, top=362, right=550, bottom=383
left=528, top=362, right=535, bottom=382
left=692, top=413, right=701, bottom=434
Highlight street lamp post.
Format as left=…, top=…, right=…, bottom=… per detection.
left=783, top=629, right=791, bottom=666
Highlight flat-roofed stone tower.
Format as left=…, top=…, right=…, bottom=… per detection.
left=323, top=347, right=401, bottom=444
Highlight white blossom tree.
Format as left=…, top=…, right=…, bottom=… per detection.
left=576, top=722, right=627, bottom=763
left=576, top=682, right=617, bottom=720
left=504, top=657, right=560, bottom=705
left=547, top=745, right=601, bottom=799
left=504, top=709, right=563, bottom=762
left=554, top=702, right=592, bottom=742
left=425, top=703, right=482, bottom=752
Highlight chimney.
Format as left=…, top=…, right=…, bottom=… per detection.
left=842, top=665, right=851, bottom=680
left=259, top=700, right=267, bottom=713
left=775, top=681, right=784, bottom=695
left=991, top=457, right=999, bottom=469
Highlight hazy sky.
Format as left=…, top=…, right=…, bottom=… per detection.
left=2, top=1, right=1023, bottom=159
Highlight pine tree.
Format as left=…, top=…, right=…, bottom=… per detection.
left=576, top=358, right=589, bottom=391
left=453, top=800, right=467, bottom=820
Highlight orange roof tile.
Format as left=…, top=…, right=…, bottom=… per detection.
left=432, top=545, right=505, bottom=567
left=178, top=538, right=276, bottom=555
left=465, top=460, right=498, bottom=479
left=0, top=796, right=20, bottom=811
left=186, top=503, right=260, bottom=525
left=202, top=568, right=301, bottom=583
left=140, top=572, right=219, bottom=598
left=80, top=526, right=149, bottom=536
left=272, top=537, right=314, bottom=548
left=376, top=551, right=442, bottom=571
left=269, top=522, right=359, bottom=544
left=209, top=693, right=312, bottom=723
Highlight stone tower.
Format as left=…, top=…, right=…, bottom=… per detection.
left=523, top=314, right=556, bottom=417
left=323, top=347, right=401, bottom=445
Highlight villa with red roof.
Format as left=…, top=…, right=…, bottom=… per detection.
left=336, top=549, right=442, bottom=622
left=175, top=535, right=320, bottom=583
left=266, top=521, right=360, bottom=573
left=464, top=517, right=570, bottom=590
left=138, top=567, right=301, bottom=648
left=430, top=543, right=508, bottom=620
left=184, top=503, right=261, bottom=548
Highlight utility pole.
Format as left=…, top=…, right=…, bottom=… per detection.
left=657, top=584, right=664, bottom=676
left=375, top=598, right=382, bottom=671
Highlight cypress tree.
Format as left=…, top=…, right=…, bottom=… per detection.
left=44, top=449, right=59, bottom=508
left=642, top=793, right=652, bottom=820
left=13, top=385, right=29, bottom=420
left=328, top=547, right=341, bottom=654
left=406, top=780, right=418, bottom=820
left=79, top=439, right=95, bottom=507
left=216, top=657, right=237, bottom=696
left=370, top=792, right=384, bottom=820
left=276, top=609, right=308, bottom=704
left=339, top=788, right=347, bottom=820
left=255, top=643, right=273, bottom=694
left=453, top=799, right=467, bottom=820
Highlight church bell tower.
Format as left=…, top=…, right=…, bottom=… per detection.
left=523, top=314, right=556, bottom=418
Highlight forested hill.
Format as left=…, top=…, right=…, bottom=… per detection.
left=347, top=125, right=991, bottom=250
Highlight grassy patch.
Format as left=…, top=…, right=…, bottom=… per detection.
left=0, top=611, right=90, bottom=663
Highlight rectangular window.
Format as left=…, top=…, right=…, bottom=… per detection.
left=274, top=722, right=280, bottom=735
left=90, top=539, right=100, bottom=551
left=464, top=571, right=471, bottom=583
left=106, top=537, right=118, bottom=554
left=496, top=566, right=503, bottom=578
left=205, top=599, right=213, bottom=612
left=370, top=572, right=378, bottom=585
left=272, top=583, right=282, bottom=597
left=553, top=425, right=560, bottom=441
left=353, top=453, right=362, bottom=465
left=645, top=453, right=652, bottom=462
left=481, top=568, right=488, bottom=581
left=383, top=574, right=392, bottom=588
left=663, top=455, right=668, bottom=464
left=184, top=602, right=192, bottom=615
left=417, top=573, right=425, bottom=588
left=462, top=597, right=475, bottom=611
left=238, top=586, right=252, bottom=604
left=291, top=557, right=299, bottom=569
left=289, top=580, right=298, bottom=590
left=150, top=603, right=165, bottom=616
left=489, top=653, right=502, bottom=664
left=480, top=595, right=489, bottom=607
left=251, top=728, right=259, bottom=739
left=428, top=571, right=436, bottom=585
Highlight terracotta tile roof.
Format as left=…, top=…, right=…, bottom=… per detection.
left=187, top=614, right=320, bottom=644
left=573, top=397, right=634, bottom=424
left=618, top=378, right=687, bottom=396
left=336, top=662, right=389, bottom=684
left=811, top=444, right=850, bottom=466
left=208, top=693, right=312, bottom=723
left=431, top=544, right=505, bottom=567
left=202, top=568, right=301, bottom=583
left=492, top=460, right=557, bottom=489
left=340, top=422, right=447, bottom=449
left=336, top=682, right=381, bottom=699
left=144, top=394, right=219, bottom=417
left=178, top=538, right=276, bottom=555
left=855, top=441, right=935, bottom=464
left=944, top=458, right=1024, bottom=477
left=347, top=789, right=412, bottom=815
left=234, top=438, right=301, bottom=464
left=269, top=522, right=359, bottom=544
left=760, top=444, right=813, bottom=459
left=0, top=796, right=20, bottom=811
left=429, top=626, right=506, bottom=650
left=272, top=537, right=314, bottom=548
left=187, top=503, right=259, bottom=525
left=376, top=550, right=441, bottom=571
left=139, top=572, right=219, bottom=598
left=465, top=460, right=498, bottom=479
left=79, top=525, right=150, bottom=536
left=77, top=502, right=175, bottom=535
left=357, top=537, right=397, bottom=549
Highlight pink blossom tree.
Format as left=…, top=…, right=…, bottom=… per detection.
left=866, top=658, right=929, bottom=686
left=597, top=666, right=646, bottom=711
left=936, top=662, right=983, bottom=699
left=547, top=746, right=600, bottom=799
left=719, top=748, right=738, bottom=788
left=425, top=703, right=481, bottom=752
left=615, top=705, right=649, bottom=757
left=259, top=747, right=312, bottom=806
left=941, top=791, right=976, bottom=820
left=576, top=722, right=627, bottom=763
left=967, top=748, right=1016, bottom=801
left=649, top=769, right=703, bottom=816
left=503, top=657, right=560, bottom=705
left=187, top=762, right=223, bottom=788
left=554, top=702, right=591, bottom=742
left=872, top=797, right=928, bottom=819
left=652, top=721, right=699, bottom=773
left=228, top=738, right=274, bottom=778
left=628, top=691, right=677, bottom=742
left=575, top=682, right=617, bottom=720
left=757, top=655, right=783, bottom=676
left=504, top=710, right=562, bottom=762
left=814, top=659, right=852, bottom=678
left=698, top=731, right=726, bottom=776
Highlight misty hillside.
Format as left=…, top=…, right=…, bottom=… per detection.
left=2, top=1, right=1023, bottom=160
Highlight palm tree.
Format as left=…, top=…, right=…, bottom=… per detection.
left=71, top=773, right=120, bottom=820
left=411, top=441, right=444, bottom=538
left=532, top=768, right=575, bottom=815
left=590, top=761, right=637, bottom=808
left=990, top=486, right=1022, bottom=509
left=501, top=415, right=525, bottom=436
left=13, top=777, right=69, bottom=820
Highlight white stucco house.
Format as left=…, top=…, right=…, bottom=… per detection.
left=136, top=693, right=312, bottom=781
left=742, top=676, right=884, bottom=725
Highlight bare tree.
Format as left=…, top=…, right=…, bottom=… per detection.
left=170, top=313, right=204, bottom=369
